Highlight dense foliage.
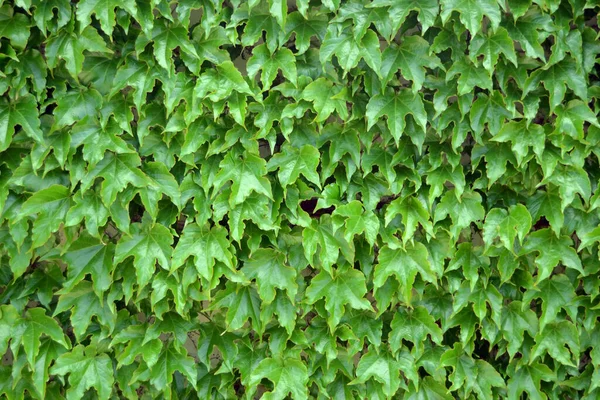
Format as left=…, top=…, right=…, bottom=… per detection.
left=1, top=0, right=600, bottom=398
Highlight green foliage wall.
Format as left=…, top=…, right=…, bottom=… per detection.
left=1, top=0, right=600, bottom=398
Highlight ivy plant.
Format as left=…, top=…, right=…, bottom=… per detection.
left=1, top=0, right=600, bottom=398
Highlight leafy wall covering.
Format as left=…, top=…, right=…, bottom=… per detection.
left=1, top=0, right=600, bottom=398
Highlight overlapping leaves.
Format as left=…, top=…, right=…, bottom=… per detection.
left=1, top=0, right=600, bottom=398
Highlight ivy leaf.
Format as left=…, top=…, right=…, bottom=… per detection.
left=527, top=188, right=563, bottom=236
left=469, top=27, right=518, bottom=71
left=446, top=58, right=493, bottom=96
left=267, top=144, right=321, bottom=189
left=212, top=151, right=273, bottom=206
left=350, top=347, right=418, bottom=398
left=520, top=228, right=584, bottom=283
left=80, top=152, right=153, bottom=206
left=483, top=204, right=532, bottom=251
left=501, top=301, right=538, bottom=359
left=52, top=88, right=103, bottom=131
left=524, top=58, right=587, bottom=110
left=507, top=362, right=556, bottom=400
left=248, top=351, right=309, bottom=400
left=242, top=248, right=298, bottom=304
left=320, top=28, right=382, bottom=77
left=366, top=89, right=428, bottom=143
left=65, top=189, right=110, bottom=236
left=434, top=190, right=486, bottom=240
left=11, top=308, right=70, bottom=370
left=284, top=11, right=327, bottom=54
left=332, top=200, right=380, bottom=245
left=172, top=223, right=235, bottom=281
left=61, top=233, right=115, bottom=297
left=149, top=340, right=197, bottom=397
left=136, top=19, right=199, bottom=71
left=209, top=283, right=263, bottom=333
left=110, top=324, right=162, bottom=368
left=369, top=0, right=439, bottom=33
left=389, top=306, right=443, bottom=357
left=523, top=274, right=577, bottom=331
left=247, top=44, right=297, bottom=90
left=531, top=320, right=580, bottom=366
left=491, top=120, right=545, bottom=166
left=18, top=184, right=71, bottom=248
left=305, top=265, right=372, bottom=331
left=385, top=195, right=434, bottom=244
left=440, top=0, right=501, bottom=35
left=54, top=281, right=116, bottom=338
left=49, top=345, right=114, bottom=400
left=374, top=243, right=436, bottom=305
left=0, top=5, right=30, bottom=49
left=76, top=0, right=136, bottom=35
left=194, top=61, right=253, bottom=103
left=301, top=77, right=349, bottom=122
left=441, top=343, right=506, bottom=399
left=381, top=36, right=443, bottom=92
left=0, top=94, right=43, bottom=151
left=114, top=221, right=173, bottom=289
left=45, top=26, right=112, bottom=78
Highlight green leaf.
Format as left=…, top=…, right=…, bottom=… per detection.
left=18, top=184, right=71, bottom=248
left=527, top=188, right=564, bottom=236
left=332, top=200, right=380, bottom=245
left=524, top=58, right=587, bottom=110
left=248, top=351, right=309, bottom=400
left=45, top=26, right=112, bottom=78
left=389, top=306, right=443, bottom=357
left=267, top=144, right=321, bottom=189
left=209, top=283, right=263, bottom=332
left=483, top=204, right=532, bottom=251
left=374, top=242, right=436, bottom=305
left=148, top=340, right=197, bottom=396
left=212, top=151, right=273, bottom=206
left=11, top=308, right=70, bottom=370
left=0, top=94, right=43, bottom=151
left=469, top=27, right=518, bottom=71
left=531, top=320, right=580, bottom=366
left=302, top=77, right=349, bottom=122
left=0, top=5, right=30, bottom=49
left=137, top=19, right=199, bottom=71
left=440, top=343, right=505, bottom=399
left=520, top=228, right=584, bottom=283
left=320, top=28, right=381, bottom=77
left=80, top=152, right=153, bottom=206
left=369, top=0, right=439, bottom=33
left=350, top=347, right=418, bottom=397
left=366, top=89, right=428, bottom=143
left=54, top=281, right=116, bottom=338
left=507, top=362, right=556, bottom=400
left=172, top=223, right=235, bottom=281
left=501, top=301, right=538, bottom=359
left=523, top=274, right=577, bottom=331
left=434, top=190, right=486, bottom=240
left=446, top=58, right=493, bottom=96
left=114, top=221, right=173, bottom=289
left=247, top=44, right=297, bottom=90
left=62, top=233, right=115, bottom=297
left=76, top=0, right=136, bottom=35
left=49, top=345, right=114, bottom=400
left=284, top=12, right=327, bottom=54
left=381, top=36, right=443, bottom=92
left=440, top=0, right=500, bottom=35
left=242, top=248, right=298, bottom=304
left=305, top=265, right=372, bottom=331
left=385, top=195, right=434, bottom=244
